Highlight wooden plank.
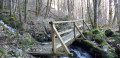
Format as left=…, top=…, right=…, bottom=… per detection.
left=51, top=23, right=56, bottom=53
left=52, top=19, right=83, bottom=24
left=53, top=24, right=71, bottom=54
left=75, top=24, right=86, bottom=40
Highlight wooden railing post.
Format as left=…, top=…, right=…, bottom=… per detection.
left=73, top=22, right=76, bottom=38
left=50, top=22, right=56, bottom=54
left=74, top=24, right=86, bottom=40
left=83, top=20, right=85, bottom=31
left=52, top=25, right=70, bottom=54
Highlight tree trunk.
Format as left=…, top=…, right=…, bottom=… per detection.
left=10, top=0, right=12, bottom=16
left=87, top=0, right=94, bottom=28
left=0, top=0, right=3, bottom=9
left=24, top=0, right=27, bottom=23
left=109, top=0, right=112, bottom=24
left=117, top=0, right=120, bottom=32
left=93, top=0, right=98, bottom=28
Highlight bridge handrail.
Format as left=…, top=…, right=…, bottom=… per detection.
left=50, top=19, right=84, bottom=24
left=49, top=19, right=91, bottom=56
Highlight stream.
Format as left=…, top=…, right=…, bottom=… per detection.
left=0, top=20, right=92, bottom=58
left=0, top=20, right=16, bottom=32
left=59, top=45, right=92, bottom=58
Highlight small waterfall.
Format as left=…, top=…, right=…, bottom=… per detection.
left=60, top=45, right=92, bottom=58
left=0, top=20, right=16, bottom=32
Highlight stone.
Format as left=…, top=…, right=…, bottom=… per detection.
left=102, top=45, right=109, bottom=52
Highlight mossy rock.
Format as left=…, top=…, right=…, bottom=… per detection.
left=92, top=28, right=101, bottom=34
left=94, top=33, right=106, bottom=44
left=83, top=31, right=93, bottom=36
left=111, top=36, right=120, bottom=40
left=82, top=40, right=94, bottom=48
left=100, top=42, right=109, bottom=47
left=112, top=32, right=120, bottom=37
left=94, top=36, right=105, bottom=44
left=105, top=29, right=113, bottom=37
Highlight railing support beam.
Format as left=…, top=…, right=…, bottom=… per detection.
left=50, top=22, right=56, bottom=54
left=73, top=22, right=76, bottom=39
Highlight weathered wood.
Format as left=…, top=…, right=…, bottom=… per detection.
left=75, top=24, right=86, bottom=40
left=73, top=22, right=76, bottom=38
left=83, top=20, right=91, bottom=30
left=51, top=23, right=56, bottom=53
left=83, top=20, right=85, bottom=31
left=52, top=19, right=83, bottom=24
left=53, top=24, right=71, bottom=54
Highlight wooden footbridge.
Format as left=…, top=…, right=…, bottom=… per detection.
left=28, top=19, right=91, bottom=56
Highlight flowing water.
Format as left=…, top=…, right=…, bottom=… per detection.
left=60, top=45, right=92, bottom=58
left=0, top=20, right=16, bottom=32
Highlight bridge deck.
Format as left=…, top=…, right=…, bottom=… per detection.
left=28, top=30, right=81, bottom=56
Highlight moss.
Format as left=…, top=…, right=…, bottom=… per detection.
left=105, top=29, right=113, bottom=37
left=82, top=40, right=94, bottom=48
left=94, top=33, right=106, bottom=44
left=92, top=28, right=100, bottom=34
left=100, top=42, right=109, bottom=47
left=0, top=48, right=7, bottom=56
left=111, top=36, right=120, bottom=40
left=94, top=36, right=105, bottom=44
left=83, top=31, right=93, bottom=36
left=112, top=32, right=120, bottom=37
left=0, top=22, right=6, bottom=30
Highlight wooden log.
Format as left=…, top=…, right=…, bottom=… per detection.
left=52, top=24, right=71, bottom=54
left=75, top=24, right=86, bottom=40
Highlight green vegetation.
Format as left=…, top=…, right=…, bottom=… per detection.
left=3, top=16, right=22, bottom=29
left=0, top=22, right=6, bottom=30
left=92, top=28, right=100, bottom=34
left=0, top=48, right=7, bottom=57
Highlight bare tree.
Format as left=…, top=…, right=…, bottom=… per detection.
left=24, top=0, right=27, bottom=23
left=0, top=0, right=3, bottom=9
left=93, top=0, right=98, bottom=28
left=109, top=0, right=112, bottom=24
